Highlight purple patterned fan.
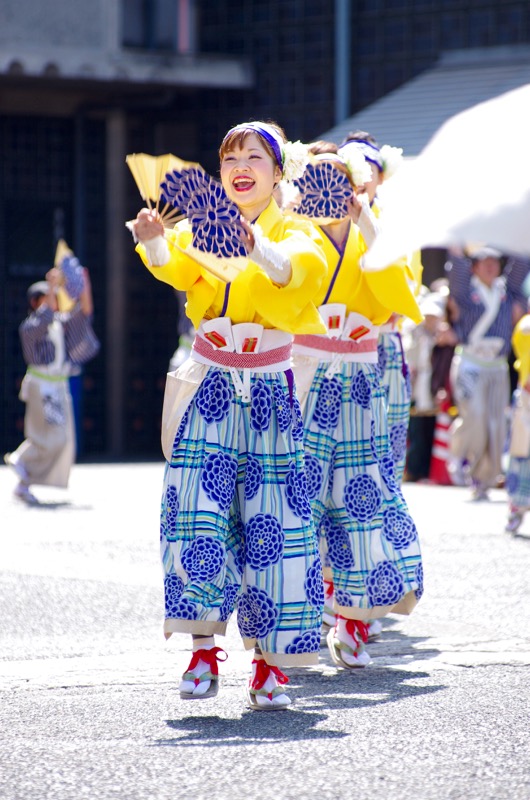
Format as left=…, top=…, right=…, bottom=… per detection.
left=160, top=166, right=210, bottom=214
left=292, top=161, right=352, bottom=221
left=161, top=167, right=247, bottom=258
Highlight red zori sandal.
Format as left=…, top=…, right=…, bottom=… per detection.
left=179, top=647, right=228, bottom=700
left=246, top=658, right=292, bottom=711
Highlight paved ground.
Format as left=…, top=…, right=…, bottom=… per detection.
left=1, top=463, right=529, bottom=800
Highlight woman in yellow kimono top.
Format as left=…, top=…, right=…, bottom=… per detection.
left=339, top=132, right=422, bottom=485
left=130, top=121, right=327, bottom=711
left=291, top=148, right=424, bottom=668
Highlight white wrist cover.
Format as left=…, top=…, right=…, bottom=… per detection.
left=357, top=200, right=381, bottom=250
left=143, top=235, right=171, bottom=267
left=250, top=225, right=291, bottom=286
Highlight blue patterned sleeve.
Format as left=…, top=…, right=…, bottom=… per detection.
left=62, top=306, right=100, bottom=365
left=504, top=256, right=530, bottom=306
left=446, top=255, right=472, bottom=307
left=18, top=305, right=55, bottom=365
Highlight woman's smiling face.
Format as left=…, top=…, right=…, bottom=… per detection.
left=220, top=132, right=282, bottom=220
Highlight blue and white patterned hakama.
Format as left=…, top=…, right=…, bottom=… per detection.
left=161, top=367, right=322, bottom=667
left=379, top=331, right=411, bottom=484
left=505, top=456, right=530, bottom=511
left=302, top=360, right=423, bottom=621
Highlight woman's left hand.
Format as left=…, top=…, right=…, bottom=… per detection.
left=239, top=217, right=255, bottom=254
left=346, top=192, right=364, bottom=224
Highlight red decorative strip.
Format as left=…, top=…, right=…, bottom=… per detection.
left=294, top=334, right=377, bottom=354
left=242, top=337, right=258, bottom=353
left=204, top=330, right=227, bottom=349
left=193, top=335, right=292, bottom=368
left=349, top=325, right=370, bottom=341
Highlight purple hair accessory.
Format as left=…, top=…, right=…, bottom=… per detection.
left=340, top=140, right=383, bottom=172
left=224, top=122, right=284, bottom=170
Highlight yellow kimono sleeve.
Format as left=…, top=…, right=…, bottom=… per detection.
left=512, top=315, right=530, bottom=387
left=135, top=226, right=201, bottom=291
left=135, top=226, right=221, bottom=328
left=249, top=223, right=328, bottom=334
left=364, top=257, right=424, bottom=325
left=407, top=250, right=424, bottom=295
left=358, top=206, right=423, bottom=324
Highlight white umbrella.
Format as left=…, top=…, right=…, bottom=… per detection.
left=364, top=83, right=530, bottom=269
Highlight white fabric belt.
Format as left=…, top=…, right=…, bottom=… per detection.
left=191, top=319, right=293, bottom=401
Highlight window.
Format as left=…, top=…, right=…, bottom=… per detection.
left=358, top=21, right=381, bottom=57
left=122, top=0, right=179, bottom=51
left=383, top=18, right=407, bottom=56
left=468, top=10, right=496, bottom=46
left=440, top=12, right=465, bottom=49
left=497, top=5, right=527, bottom=44
left=412, top=15, right=435, bottom=55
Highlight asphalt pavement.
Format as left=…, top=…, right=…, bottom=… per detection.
left=1, top=462, right=529, bottom=800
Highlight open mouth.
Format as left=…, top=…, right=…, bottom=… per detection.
left=232, top=176, right=255, bottom=192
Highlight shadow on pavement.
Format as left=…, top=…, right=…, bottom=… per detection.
left=295, top=665, right=445, bottom=714
left=155, top=633, right=446, bottom=747
left=158, top=710, right=348, bottom=746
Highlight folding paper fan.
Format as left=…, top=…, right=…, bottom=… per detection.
left=125, top=152, right=202, bottom=227
left=54, top=239, right=84, bottom=312
left=162, top=167, right=250, bottom=283
left=290, top=160, right=353, bottom=224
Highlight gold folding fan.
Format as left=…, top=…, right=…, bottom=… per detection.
left=125, top=152, right=202, bottom=227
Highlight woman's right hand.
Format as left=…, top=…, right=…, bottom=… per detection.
left=132, top=208, right=164, bottom=242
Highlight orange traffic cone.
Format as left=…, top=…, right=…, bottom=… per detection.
left=429, top=396, right=454, bottom=485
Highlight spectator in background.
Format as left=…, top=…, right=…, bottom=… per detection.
left=446, top=247, right=528, bottom=500
left=4, top=259, right=99, bottom=504
left=403, top=290, right=447, bottom=482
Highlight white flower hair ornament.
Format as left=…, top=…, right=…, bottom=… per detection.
left=224, top=122, right=309, bottom=183
left=380, top=144, right=403, bottom=180
left=340, top=148, right=373, bottom=187
left=281, top=139, right=310, bottom=182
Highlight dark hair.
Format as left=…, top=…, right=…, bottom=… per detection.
left=307, top=140, right=338, bottom=156
left=340, top=129, right=380, bottom=148
left=218, top=120, right=286, bottom=163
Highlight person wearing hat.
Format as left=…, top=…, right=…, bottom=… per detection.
left=4, top=258, right=99, bottom=504
left=445, top=246, right=529, bottom=500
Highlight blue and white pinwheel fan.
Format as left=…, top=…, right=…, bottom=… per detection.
left=291, top=160, right=353, bottom=224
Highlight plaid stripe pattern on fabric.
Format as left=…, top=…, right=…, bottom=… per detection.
left=506, top=455, right=530, bottom=509
left=380, top=332, right=411, bottom=483
left=301, top=359, right=423, bottom=617
left=160, top=367, right=322, bottom=662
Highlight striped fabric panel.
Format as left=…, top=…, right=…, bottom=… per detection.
left=161, top=367, right=322, bottom=661
left=19, top=306, right=55, bottom=365
left=381, top=332, right=411, bottom=483
left=506, top=455, right=530, bottom=509
left=448, top=255, right=530, bottom=355
left=301, top=360, right=423, bottom=614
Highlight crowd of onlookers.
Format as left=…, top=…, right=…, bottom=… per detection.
left=403, top=246, right=530, bottom=533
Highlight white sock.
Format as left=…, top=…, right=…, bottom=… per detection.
left=180, top=637, right=216, bottom=695
left=335, top=618, right=371, bottom=666
left=250, top=656, right=291, bottom=709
